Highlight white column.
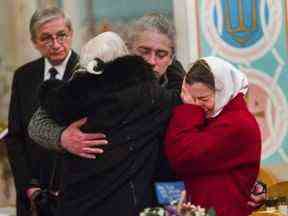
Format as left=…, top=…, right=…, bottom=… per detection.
left=62, top=0, right=83, bottom=52
left=173, top=0, right=200, bottom=70
left=1, top=0, right=39, bottom=66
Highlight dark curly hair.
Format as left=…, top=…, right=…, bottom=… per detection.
left=185, top=59, right=215, bottom=91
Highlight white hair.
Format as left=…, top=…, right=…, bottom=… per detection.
left=80, top=31, right=129, bottom=68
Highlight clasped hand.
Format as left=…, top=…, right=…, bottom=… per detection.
left=60, top=117, right=108, bottom=159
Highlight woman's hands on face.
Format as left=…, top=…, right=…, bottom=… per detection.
left=180, top=79, right=215, bottom=119
left=181, top=79, right=194, bottom=105
left=180, top=77, right=215, bottom=118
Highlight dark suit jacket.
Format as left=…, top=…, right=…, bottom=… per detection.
left=6, top=51, right=78, bottom=216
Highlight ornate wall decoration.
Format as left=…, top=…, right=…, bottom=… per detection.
left=199, top=0, right=288, bottom=180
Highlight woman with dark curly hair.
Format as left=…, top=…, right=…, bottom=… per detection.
left=165, top=56, right=262, bottom=216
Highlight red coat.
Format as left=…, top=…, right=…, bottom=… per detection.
left=165, top=94, right=261, bottom=216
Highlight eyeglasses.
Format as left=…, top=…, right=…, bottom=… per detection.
left=38, top=31, right=70, bottom=47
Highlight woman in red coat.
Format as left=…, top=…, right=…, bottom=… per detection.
left=165, top=56, right=261, bottom=216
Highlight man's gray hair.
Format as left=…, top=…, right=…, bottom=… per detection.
left=127, top=12, right=176, bottom=53
left=30, top=6, right=72, bottom=41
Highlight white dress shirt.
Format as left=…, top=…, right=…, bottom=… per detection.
left=44, top=50, right=72, bottom=81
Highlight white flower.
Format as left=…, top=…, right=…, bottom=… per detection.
left=86, top=59, right=103, bottom=75
left=140, top=207, right=165, bottom=216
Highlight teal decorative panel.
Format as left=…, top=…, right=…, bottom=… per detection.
left=198, top=0, right=288, bottom=180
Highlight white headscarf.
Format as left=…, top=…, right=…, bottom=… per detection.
left=79, top=31, right=129, bottom=74
left=201, top=56, right=248, bottom=118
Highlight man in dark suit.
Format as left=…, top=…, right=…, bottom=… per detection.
left=5, top=7, right=78, bottom=216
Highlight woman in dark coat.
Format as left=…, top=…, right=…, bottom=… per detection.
left=39, top=31, right=179, bottom=216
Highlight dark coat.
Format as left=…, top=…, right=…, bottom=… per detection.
left=5, top=51, right=78, bottom=216
left=39, top=55, right=181, bottom=216
left=152, top=59, right=185, bottom=186
left=161, top=59, right=185, bottom=91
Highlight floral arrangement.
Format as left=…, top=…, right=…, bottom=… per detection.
left=140, top=204, right=216, bottom=216
left=140, top=191, right=216, bottom=216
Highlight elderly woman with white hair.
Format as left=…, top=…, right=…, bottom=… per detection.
left=39, top=31, right=131, bottom=126
left=38, top=31, right=179, bottom=216
left=165, top=56, right=262, bottom=216
left=79, top=31, right=129, bottom=70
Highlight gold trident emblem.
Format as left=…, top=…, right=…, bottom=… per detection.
left=224, top=0, right=258, bottom=45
